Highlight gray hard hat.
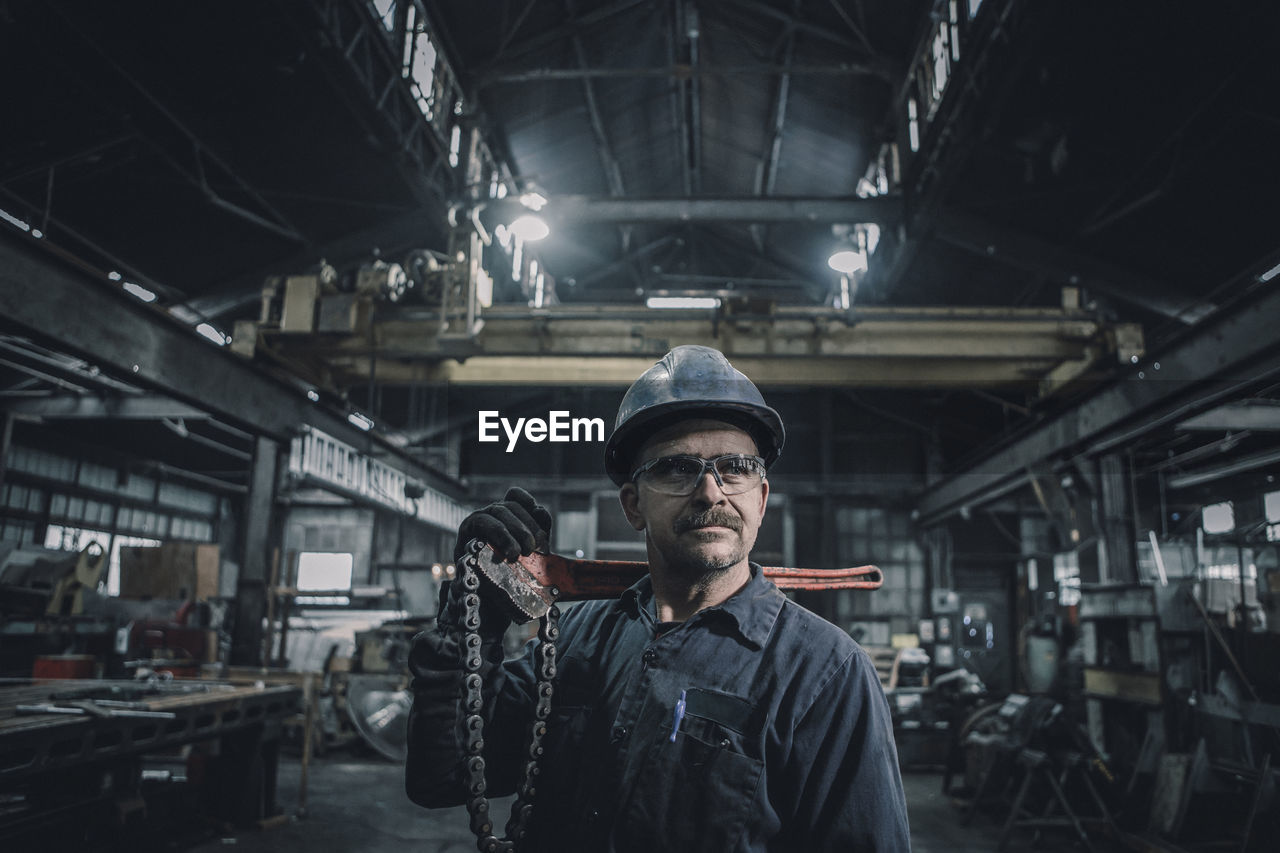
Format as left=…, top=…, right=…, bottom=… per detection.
left=604, top=345, right=785, bottom=486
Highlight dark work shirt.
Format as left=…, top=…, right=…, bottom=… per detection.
left=406, top=564, right=910, bottom=852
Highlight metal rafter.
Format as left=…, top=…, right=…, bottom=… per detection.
left=873, top=0, right=1036, bottom=301
left=476, top=62, right=890, bottom=86
left=564, top=0, right=634, bottom=256
left=572, top=234, right=681, bottom=290
left=934, top=211, right=1216, bottom=324
left=3, top=394, right=211, bottom=421
left=0, top=234, right=462, bottom=494
left=490, top=0, right=540, bottom=61
left=670, top=0, right=693, bottom=196
left=827, top=0, right=875, bottom=56
left=687, top=2, right=703, bottom=195
left=915, top=277, right=1280, bottom=525
left=750, top=9, right=799, bottom=253
left=533, top=195, right=901, bottom=223
left=475, top=0, right=651, bottom=73
left=289, top=0, right=457, bottom=207
left=715, top=0, right=886, bottom=64
left=46, top=1, right=307, bottom=245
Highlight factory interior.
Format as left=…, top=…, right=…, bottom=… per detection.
left=2, top=1, right=1279, bottom=850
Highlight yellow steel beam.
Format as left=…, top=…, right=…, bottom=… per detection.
left=259, top=304, right=1142, bottom=389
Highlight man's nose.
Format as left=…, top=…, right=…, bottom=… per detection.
left=689, top=468, right=728, bottom=504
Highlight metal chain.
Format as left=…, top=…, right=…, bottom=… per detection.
left=457, top=540, right=561, bottom=853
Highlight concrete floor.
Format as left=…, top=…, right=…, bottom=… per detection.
left=184, top=754, right=1117, bottom=852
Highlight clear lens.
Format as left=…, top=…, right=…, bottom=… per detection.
left=633, top=454, right=766, bottom=496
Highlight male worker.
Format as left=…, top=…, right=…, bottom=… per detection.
left=406, top=345, right=909, bottom=851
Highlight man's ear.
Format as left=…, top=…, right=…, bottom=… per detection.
left=619, top=483, right=646, bottom=531
left=758, top=478, right=770, bottom=521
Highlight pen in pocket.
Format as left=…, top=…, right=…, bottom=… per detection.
left=669, top=689, right=687, bottom=743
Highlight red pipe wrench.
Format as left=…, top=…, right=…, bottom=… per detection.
left=470, top=545, right=883, bottom=622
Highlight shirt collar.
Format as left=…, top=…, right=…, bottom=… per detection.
left=616, top=562, right=784, bottom=650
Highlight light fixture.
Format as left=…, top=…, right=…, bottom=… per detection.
left=509, top=214, right=549, bottom=242
left=123, top=281, right=157, bottom=303
left=306, top=389, right=320, bottom=402
left=195, top=322, right=229, bottom=345
left=646, top=296, right=721, bottom=309
left=518, top=191, right=548, bottom=211
left=827, top=249, right=868, bottom=274
left=347, top=411, right=375, bottom=431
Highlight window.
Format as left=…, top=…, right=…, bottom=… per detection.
left=1202, top=501, right=1234, bottom=534
left=295, top=552, right=355, bottom=605
left=1053, top=551, right=1080, bottom=606
left=835, top=506, right=924, bottom=635
left=371, top=0, right=396, bottom=31
left=907, top=97, right=920, bottom=153
left=1265, top=490, right=1280, bottom=542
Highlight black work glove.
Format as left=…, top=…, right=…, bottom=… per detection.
left=439, top=487, right=553, bottom=639
left=453, top=487, right=553, bottom=563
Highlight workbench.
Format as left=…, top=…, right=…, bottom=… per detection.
left=0, top=678, right=301, bottom=846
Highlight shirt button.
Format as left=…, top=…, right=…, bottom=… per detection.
left=642, top=648, right=658, bottom=667
left=611, top=725, right=629, bottom=743
left=587, top=809, right=600, bottom=823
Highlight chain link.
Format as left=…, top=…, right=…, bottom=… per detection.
left=457, top=540, right=561, bottom=853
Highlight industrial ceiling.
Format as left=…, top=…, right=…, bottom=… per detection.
left=2, top=0, right=1279, bottom=503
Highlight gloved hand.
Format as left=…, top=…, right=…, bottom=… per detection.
left=453, top=486, right=553, bottom=563
left=440, top=487, right=553, bottom=639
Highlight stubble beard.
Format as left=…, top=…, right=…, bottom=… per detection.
left=663, top=508, right=749, bottom=578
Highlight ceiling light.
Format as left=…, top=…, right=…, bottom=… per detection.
left=306, top=389, right=320, bottom=402
left=519, top=191, right=548, bottom=211
left=509, top=214, right=549, bottom=242
left=828, top=249, right=868, bottom=274
left=123, top=281, right=157, bottom=303
left=0, top=207, right=31, bottom=232
left=1260, top=261, right=1280, bottom=283
left=347, top=411, right=375, bottom=431
left=195, top=322, right=229, bottom=345
left=646, top=296, right=721, bottom=309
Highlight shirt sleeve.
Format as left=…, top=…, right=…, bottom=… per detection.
left=403, top=619, right=540, bottom=808
left=774, top=647, right=911, bottom=852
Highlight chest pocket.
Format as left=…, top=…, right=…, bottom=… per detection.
left=620, top=687, right=764, bottom=852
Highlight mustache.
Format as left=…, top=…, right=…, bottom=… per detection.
left=674, top=509, right=742, bottom=534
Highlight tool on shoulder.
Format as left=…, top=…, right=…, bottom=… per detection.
left=471, top=545, right=883, bottom=623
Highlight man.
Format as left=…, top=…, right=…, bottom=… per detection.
left=407, top=345, right=910, bottom=851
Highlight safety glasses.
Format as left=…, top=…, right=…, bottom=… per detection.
left=630, top=454, right=767, bottom=496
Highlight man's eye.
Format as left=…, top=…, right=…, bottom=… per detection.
left=669, top=458, right=704, bottom=477
left=652, top=458, right=700, bottom=478
left=723, top=457, right=763, bottom=477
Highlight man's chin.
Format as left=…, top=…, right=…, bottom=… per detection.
left=668, top=543, right=745, bottom=576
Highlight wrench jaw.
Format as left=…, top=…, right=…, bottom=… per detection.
left=471, top=544, right=556, bottom=624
